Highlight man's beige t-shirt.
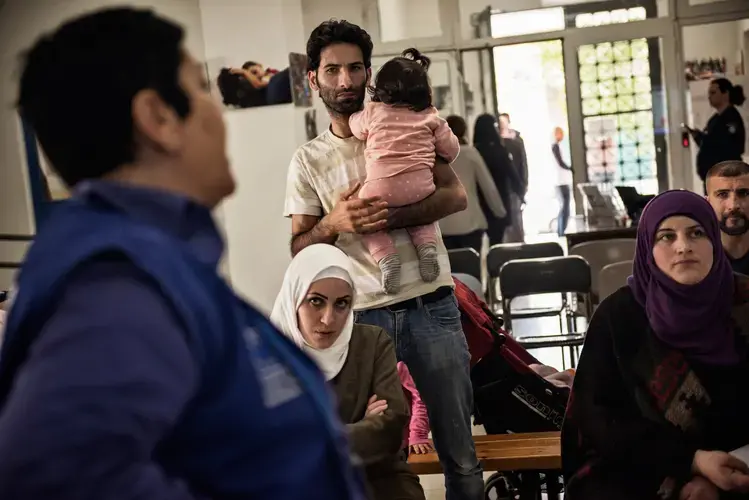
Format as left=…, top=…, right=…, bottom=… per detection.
left=284, top=130, right=453, bottom=311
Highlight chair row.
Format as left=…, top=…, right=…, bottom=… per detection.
left=448, top=238, right=636, bottom=305
left=448, top=240, right=635, bottom=367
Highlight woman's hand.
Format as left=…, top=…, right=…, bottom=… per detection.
left=680, top=476, right=719, bottom=500
left=409, top=443, right=434, bottom=455
left=365, top=394, right=387, bottom=417
left=693, top=450, right=749, bottom=492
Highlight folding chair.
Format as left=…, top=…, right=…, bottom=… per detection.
left=598, top=260, right=633, bottom=302
left=569, top=238, right=634, bottom=303
left=486, top=242, right=564, bottom=310
left=500, top=256, right=593, bottom=367
left=447, top=247, right=482, bottom=283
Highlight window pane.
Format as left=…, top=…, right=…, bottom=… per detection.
left=577, top=37, right=667, bottom=194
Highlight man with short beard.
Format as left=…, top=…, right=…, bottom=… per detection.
left=284, top=19, right=483, bottom=500
left=706, top=160, right=749, bottom=275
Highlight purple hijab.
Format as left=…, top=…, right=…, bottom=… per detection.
left=628, top=190, right=738, bottom=364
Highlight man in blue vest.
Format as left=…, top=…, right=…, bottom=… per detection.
left=0, top=7, right=365, bottom=499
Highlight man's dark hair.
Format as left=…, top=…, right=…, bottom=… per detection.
left=446, top=115, right=467, bottom=144
left=17, top=7, right=189, bottom=187
left=242, top=61, right=260, bottom=70
left=306, top=19, right=373, bottom=72
left=370, top=48, right=431, bottom=112
left=707, top=160, right=749, bottom=179
left=712, top=78, right=746, bottom=107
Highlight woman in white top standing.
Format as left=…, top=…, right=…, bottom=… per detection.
left=439, top=115, right=506, bottom=254
left=552, top=126, right=573, bottom=236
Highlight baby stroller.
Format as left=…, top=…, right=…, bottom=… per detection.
left=454, top=279, right=570, bottom=499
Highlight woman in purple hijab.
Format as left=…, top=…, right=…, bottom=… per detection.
left=562, top=190, right=749, bottom=500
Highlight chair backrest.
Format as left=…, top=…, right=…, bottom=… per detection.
left=598, top=260, right=633, bottom=301
left=448, top=248, right=481, bottom=281
left=452, top=273, right=483, bottom=298
left=499, top=256, right=592, bottom=299
left=486, top=242, right=564, bottom=279
left=569, top=238, right=635, bottom=298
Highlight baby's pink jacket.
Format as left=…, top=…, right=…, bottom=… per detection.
left=397, top=361, right=430, bottom=447
left=349, top=102, right=460, bottom=180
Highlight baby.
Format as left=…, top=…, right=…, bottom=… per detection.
left=350, top=48, right=460, bottom=294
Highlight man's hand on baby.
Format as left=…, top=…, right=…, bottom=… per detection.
left=365, top=394, right=388, bottom=417
left=326, top=183, right=388, bottom=235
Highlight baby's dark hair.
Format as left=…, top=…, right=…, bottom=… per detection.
left=369, top=48, right=432, bottom=112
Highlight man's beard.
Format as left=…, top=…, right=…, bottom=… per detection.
left=318, top=83, right=366, bottom=117
left=720, top=210, right=749, bottom=236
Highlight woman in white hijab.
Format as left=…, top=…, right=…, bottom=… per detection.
left=271, top=244, right=425, bottom=500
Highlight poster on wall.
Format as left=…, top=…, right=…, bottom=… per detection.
left=207, top=55, right=294, bottom=110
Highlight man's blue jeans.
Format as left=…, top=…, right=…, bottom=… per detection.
left=355, top=291, right=483, bottom=500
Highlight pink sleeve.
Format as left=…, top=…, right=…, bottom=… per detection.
left=349, top=103, right=371, bottom=140
left=397, top=362, right=431, bottom=445
left=433, top=115, right=460, bottom=163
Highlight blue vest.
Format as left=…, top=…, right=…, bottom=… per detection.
left=0, top=198, right=365, bottom=499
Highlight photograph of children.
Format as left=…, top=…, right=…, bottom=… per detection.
left=208, top=57, right=293, bottom=109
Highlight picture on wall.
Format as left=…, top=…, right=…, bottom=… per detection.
left=289, top=52, right=312, bottom=107
left=207, top=56, right=294, bottom=109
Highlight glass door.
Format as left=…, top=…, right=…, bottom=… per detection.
left=492, top=40, right=572, bottom=236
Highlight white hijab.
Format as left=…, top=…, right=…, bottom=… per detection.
left=270, top=244, right=355, bottom=380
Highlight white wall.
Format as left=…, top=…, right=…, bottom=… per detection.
left=220, top=106, right=307, bottom=313
left=301, top=0, right=365, bottom=39
left=683, top=21, right=742, bottom=71
left=378, top=0, right=442, bottom=42
left=199, top=0, right=305, bottom=71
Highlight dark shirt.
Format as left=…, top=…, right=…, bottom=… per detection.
left=728, top=248, right=749, bottom=276
left=552, top=143, right=572, bottom=171
left=0, top=182, right=219, bottom=499
left=696, top=106, right=746, bottom=179
left=562, top=284, right=749, bottom=499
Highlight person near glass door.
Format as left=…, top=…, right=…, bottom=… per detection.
left=499, top=113, right=528, bottom=243
left=439, top=115, right=506, bottom=255
left=686, top=78, right=746, bottom=193
left=553, top=126, right=573, bottom=236
left=473, top=113, right=524, bottom=246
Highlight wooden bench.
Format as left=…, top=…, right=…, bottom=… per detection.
left=407, top=431, right=561, bottom=475
left=408, top=432, right=562, bottom=499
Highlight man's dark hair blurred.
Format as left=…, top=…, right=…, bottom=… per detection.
left=17, top=7, right=189, bottom=187
left=707, top=160, right=749, bottom=179
left=306, top=19, right=372, bottom=72
left=446, top=115, right=468, bottom=145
